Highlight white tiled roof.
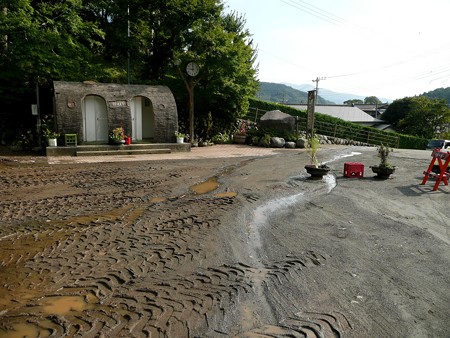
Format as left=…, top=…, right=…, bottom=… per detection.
left=288, top=104, right=384, bottom=123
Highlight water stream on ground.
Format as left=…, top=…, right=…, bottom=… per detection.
left=248, top=150, right=362, bottom=250
left=249, top=192, right=305, bottom=249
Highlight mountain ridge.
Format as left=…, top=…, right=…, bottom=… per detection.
left=257, top=81, right=450, bottom=105
left=282, top=82, right=391, bottom=104
left=257, top=82, right=334, bottom=105
left=257, top=81, right=392, bottom=104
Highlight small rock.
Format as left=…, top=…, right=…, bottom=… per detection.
left=285, top=142, right=296, bottom=148
left=296, top=138, right=307, bottom=148
left=270, top=137, right=285, bottom=148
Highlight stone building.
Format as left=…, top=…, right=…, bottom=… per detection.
left=52, top=81, right=178, bottom=144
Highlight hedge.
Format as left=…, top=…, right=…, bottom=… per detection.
left=248, top=98, right=428, bottom=150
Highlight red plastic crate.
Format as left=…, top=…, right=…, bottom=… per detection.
left=344, top=162, right=364, bottom=178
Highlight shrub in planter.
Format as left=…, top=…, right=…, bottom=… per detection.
left=370, top=143, right=396, bottom=179
left=304, top=135, right=331, bottom=179
left=259, top=134, right=271, bottom=147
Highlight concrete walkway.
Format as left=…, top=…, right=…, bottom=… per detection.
left=46, top=144, right=299, bottom=164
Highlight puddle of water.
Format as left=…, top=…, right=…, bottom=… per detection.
left=40, top=295, right=95, bottom=315
left=215, top=191, right=238, bottom=198
left=0, top=323, right=51, bottom=338
left=190, top=177, right=220, bottom=194
left=150, top=197, right=166, bottom=203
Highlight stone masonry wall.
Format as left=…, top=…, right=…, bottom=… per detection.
left=53, top=81, right=178, bottom=143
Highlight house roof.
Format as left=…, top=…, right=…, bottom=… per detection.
left=354, top=103, right=390, bottom=110
left=288, top=104, right=384, bottom=123
left=373, top=124, right=395, bottom=131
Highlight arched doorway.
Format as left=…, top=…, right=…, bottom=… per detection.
left=130, top=96, right=154, bottom=141
left=83, top=95, right=108, bottom=142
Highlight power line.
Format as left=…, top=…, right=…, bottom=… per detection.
left=260, top=0, right=450, bottom=97
left=279, top=0, right=395, bottom=48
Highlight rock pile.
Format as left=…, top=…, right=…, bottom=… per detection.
left=252, top=134, right=370, bottom=149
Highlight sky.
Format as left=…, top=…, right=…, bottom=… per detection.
left=224, top=0, right=450, bottom=102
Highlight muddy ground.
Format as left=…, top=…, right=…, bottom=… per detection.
left=0, top=145, right=449, bottom=338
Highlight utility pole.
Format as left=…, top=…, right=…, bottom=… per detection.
left=127, top=2, right=130, bottom=84
left=306, top=90, right=316, bottom=137
left=312, top=77, right=326, bottom=104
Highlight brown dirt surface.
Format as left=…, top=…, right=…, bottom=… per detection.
left=0, top=145, right=449, bottom=337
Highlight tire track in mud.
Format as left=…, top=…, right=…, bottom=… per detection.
left=1, top=193, right=249, bottom=336
left=0, top=160, right=249, bottom=336
left=233, top=172, right=355, bottom=338
left=237, top=311, right=352, bottom=337
left=1, top=194, right=237, bottom=336
left=0, top=160, right=351, bottom=337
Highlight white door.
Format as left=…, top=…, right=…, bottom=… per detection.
left=84, top=95, right=108, bottom=142
left=130, top=97, right=143, bottom=141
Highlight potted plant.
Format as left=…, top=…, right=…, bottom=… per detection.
left=304, top=135, right=331, bottom=179
left=109, top=127, right=125, bottom=145
left=175, top=131, right=185, bottom=143
left=41, top=116, right=60, bottom=147
left=45, top=131, right=60, bottom=147
left=370, top=143, right=396, bottom=179
left=233, top=120, right=248, bottom=144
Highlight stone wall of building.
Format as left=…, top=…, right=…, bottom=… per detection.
left=53, top=81, right=178, bottom=143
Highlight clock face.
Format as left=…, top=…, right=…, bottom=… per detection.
left=186, top=62, right=199, bottom=77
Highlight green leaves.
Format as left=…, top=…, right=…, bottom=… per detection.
left=1, top=0, right=259, bottom=144
left=1, top=0, right=105, bottom=86
left=169, top=6, right=258, bottom=138
left=382, top=96, right=450, bottom=138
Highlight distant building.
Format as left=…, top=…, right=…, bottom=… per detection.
left=353, top=103, right=390, bottom=119
left=287, top=104, right=395, bottom=132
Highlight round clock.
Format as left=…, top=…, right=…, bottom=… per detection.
left=186, top=62, right=199, bottom=77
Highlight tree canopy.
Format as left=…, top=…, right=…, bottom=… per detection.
left=0, top=0, right=259, bottom=145
left=1, top=0, right=105, bottom=89
left=364, top=96, right=382, bottom=105
left=381, top=96, right=450, bottom=139
left=421, top=87, right=450, bottom=104
left=168, top=9, right=258, bottom=139
left=344, top=99, right=363, bottom=105
left=343, top=96, right=382, bottom=105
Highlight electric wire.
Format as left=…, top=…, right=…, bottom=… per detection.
left=277, top=0, right=450, bottom=96
left=280, top=0, right=397, bottom=48
left=233, top=0, right=450, bottom=99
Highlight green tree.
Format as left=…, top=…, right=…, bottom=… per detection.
left=170, top=9, right=258, bottom=140
left=0, top=0, right=104, bottom=89
left=344, top=99, right=363, bottom=105
left=422, top=87, right=450, bottom=104
left=381, top=97, right=410, bottom=128
left=0, top=0, right=105, bottom=144
left=87, top=0, right=223, bottom=83
left=382, top=96, right=450, bottom=138
left=364, top=96, right=382, bottom=104
left=0, top=0, right=259, bottom=146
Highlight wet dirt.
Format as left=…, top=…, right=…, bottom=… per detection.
left=0, top=146, right=449, bottom=337
left=190, top=177, right=220, bottom=194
